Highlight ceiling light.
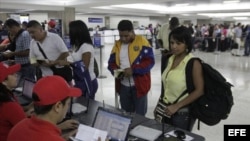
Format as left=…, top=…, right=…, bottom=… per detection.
left=16, top=9, right=35, bottom=12
left=93, top=6, right=114, bottom=10
left=110, top=4, right=166, bottom=11
left=223, top=0, right=240, bottom=4
left=107, top=3, right=250, bottom=14
left=182, top=14, right=190, bottom=16
left=233, top=17, right=248, bottom=20
left=198, top=12, right=250, bottom=17
left=175, top=3, right=189, bottom=7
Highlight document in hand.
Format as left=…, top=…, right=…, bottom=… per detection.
left=74, top=124, right=107, bottom=141
left=114, top=69, right=124, bottom=79
left=72, top=103, right=87, bottom=114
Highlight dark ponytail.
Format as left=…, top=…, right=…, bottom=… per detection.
left=0, top=83, right=14, bottom=103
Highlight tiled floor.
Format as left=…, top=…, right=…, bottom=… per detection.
left=94, top=44, right=250, bottom=141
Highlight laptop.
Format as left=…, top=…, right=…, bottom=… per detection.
left=17, top=78, right=35, bottom=106
left=92, top=107, right=132, bottom=141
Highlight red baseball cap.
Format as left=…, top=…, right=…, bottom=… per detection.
left=0, top=62, right=21, bottom=83
left=48, top=20, right=56, bottom=28
left=33, top=76, right=81, bottom=106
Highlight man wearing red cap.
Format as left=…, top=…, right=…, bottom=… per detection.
left=7, top=76, right=81, bottom=141
left=48, top=20, right=58, bottom=34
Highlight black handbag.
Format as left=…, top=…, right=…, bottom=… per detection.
left=35, top=66, right=43, bottom=80
left=154, top=90, right=188, bottom=123
left=36, top=43, right=73, bottom=82
left=50, top=66, right=72, bottom=82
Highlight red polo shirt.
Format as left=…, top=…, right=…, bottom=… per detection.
left=7, top=116, right=64, bottom=141
left=0, top=101, right=26, bottom=141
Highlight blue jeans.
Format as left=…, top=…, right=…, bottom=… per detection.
left=244, top=40, right=250, bottom=56
left=119, top=84, right=148, bottom=116
left=164, top=107, right=196, bottom=131
left=89, top=78, right=98, bottom=99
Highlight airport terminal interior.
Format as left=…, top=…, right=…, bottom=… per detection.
left=1, top=0, right=250, bottom=141
left=94, top=44, right=250, bottom=141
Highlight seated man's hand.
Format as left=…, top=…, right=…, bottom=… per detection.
left=23, top=102, right=34, bottom=117
left=2, top=51, right=14, bottom=58
left=54, top=60, right=70, bottom=66
left=57, top=119, right=79, bottom=130
left=63, top=129, right=78, bottom=141
left=98, top=137, right=110, bottom=141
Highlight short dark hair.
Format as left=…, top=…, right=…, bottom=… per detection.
left=27, top=20, right=42, bottom=28
left=118, top=20, right=134, bottom=31
left=169, top=17, right=179, bottom=30
left=32, top=92, right=69, bottom=115
left=22, top=21, right=28, bottom=26
left=4, top=19, right=20, bottom=28
left=169, top=26, right=193, bottom=53
left=0, top=83, right=13, bottom=103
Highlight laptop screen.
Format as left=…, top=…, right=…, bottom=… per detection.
left=22, top=79, right=35, bottom=99
left=92, top=107, right=132, bottom=141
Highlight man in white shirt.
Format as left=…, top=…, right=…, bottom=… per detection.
left=27, top=20, right=70, bottom=81
left=232, top=23, right=242, bottom=56
left=157, top=17, right=180, bottom=73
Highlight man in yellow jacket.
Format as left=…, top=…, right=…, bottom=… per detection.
left=107, top=20, right=155, bottom=116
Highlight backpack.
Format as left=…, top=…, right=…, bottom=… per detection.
left=185, top=58, right=234, bottom=127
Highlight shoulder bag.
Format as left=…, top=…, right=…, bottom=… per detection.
left=36, top=42, right=73, bottom=82
left=154, top=89, right=187, bottom=123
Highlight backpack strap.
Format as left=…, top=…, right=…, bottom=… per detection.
left=185, top=57, right=203, bottom=130
left=168, top=89, right=188, bottom=104
left=185, top=57, right=203, bottom=92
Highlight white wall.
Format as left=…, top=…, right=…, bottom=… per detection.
left=29, top=13, right=48, bottom=24
left=150, top=19, right=165, bottom=28
left=210, top=19, right=224, bottom=25
left=237, top=20, right=250, bottom=26
left=9, top=14, right=20, bottom=22
left=149, top=16, right=169, bottom=26
left=75, top=15, right=105, bottom=29
left=28, top=13, right=107, bottom=33
left=150, top=19, right=161, bottom=27
left=109, top=16, right=150, bottom=29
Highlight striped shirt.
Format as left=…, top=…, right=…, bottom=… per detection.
left=15, top=30, right=31, bottom=65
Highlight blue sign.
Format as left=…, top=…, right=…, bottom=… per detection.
left=93, top=33, right=101, bottom=47
left=88, top=18, right=103, bottom=23
left=63, top=36, right=71, bottom=49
